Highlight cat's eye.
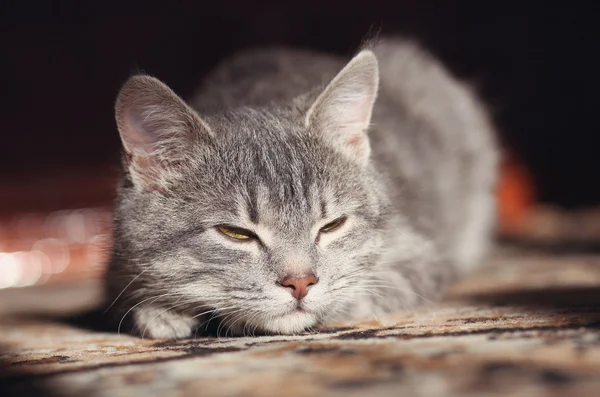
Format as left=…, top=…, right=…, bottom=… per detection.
left=216, top=225, right=257, bottom=241
left=319, top=217, right=347, bottom=233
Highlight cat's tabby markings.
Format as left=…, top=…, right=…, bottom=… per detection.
left=105, top=38, right=498, bottom=339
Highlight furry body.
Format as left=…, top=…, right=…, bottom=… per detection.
left=105, top=38, right=498, bottom=338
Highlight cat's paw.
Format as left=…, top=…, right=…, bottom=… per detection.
left=133, top=306, right=197, bottom=339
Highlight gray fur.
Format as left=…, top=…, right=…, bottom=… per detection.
left=105, top=37, right=499, bottom=339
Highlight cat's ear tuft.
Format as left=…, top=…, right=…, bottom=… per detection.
left=115, top=75, right=212, bottom=190
left=305, top=50, right=379, bottom=166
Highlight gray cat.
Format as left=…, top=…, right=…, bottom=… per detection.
left=105, top=37, right=498, bottom=339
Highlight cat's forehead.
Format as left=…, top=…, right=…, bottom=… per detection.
left=209, top=109, right=324, bottom=179
left=232, top=156, right=324, bottom=231
left=211, top=108, right=303, bottom=144
left=195, top=108, right=363, bottom=228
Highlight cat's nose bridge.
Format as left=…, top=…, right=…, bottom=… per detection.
left=272, top=243, right=314, bottom=273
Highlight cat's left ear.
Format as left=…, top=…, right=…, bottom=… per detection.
left=115, top=75, right=213, bottom=191
left=305, top=50, right=379, bottom=166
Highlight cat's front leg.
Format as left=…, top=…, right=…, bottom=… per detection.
left=132, top=306, right=198, bottom=339
left=336, top=262, right=450, bottom=326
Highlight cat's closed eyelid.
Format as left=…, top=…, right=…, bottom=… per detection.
left=215, top=225, right=260, bottom=243
left=315, top=216, right=349, bottom=246
left=319, top=216, right=348, bottom=233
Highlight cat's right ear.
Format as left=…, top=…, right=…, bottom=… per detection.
left=305, top=50, right=379, bottom=167
left=115, top=75, right=213, bottom=191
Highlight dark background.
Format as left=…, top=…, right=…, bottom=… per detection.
left=1, top=1, right=598, bottom=210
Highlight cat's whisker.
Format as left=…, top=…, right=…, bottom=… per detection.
left=250, top=314, right=262, bottom=337
left=107, top=38, right=495, bottom=338
left=103, top=268, right=150, bottom=314
left=361, top=278, right=436, bottom=304
left=212, top=308, right=242, bottom=336
left=193, top=307, right=224, bottom=338
left=140, top=296, right=200, bottom=339
left=225, top=311, right=250, bottom=338
left=242, top=312, right=260, bottom=337
left=203, top=310, right=222, bottom=332
left=117, top=293, right=173, bottom=336
left=216, top=308, right=248, bottom=338
left=336, top=286, right=416, bottom=316
left=330, top=269, right=437, bottom=306
left=189, top=306, right=231, bottom=321
left=344, top=286, right=387, bottom=303
left=191, top=304, right=239, bottom=337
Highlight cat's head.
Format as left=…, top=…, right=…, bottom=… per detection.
left=113, top=50, right=388, bottom=334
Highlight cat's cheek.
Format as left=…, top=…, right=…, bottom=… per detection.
left=298, top=287, right=329, bottom=314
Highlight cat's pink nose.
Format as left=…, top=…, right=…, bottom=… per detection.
left=279, top=274, right=318, bottom=300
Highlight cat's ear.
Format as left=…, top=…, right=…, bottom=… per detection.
left=115, top=75, right=212, bottom=190
left=305, top=50, right=379, bottom=166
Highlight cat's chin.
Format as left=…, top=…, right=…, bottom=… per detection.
left=253, top=310, right=318, bottom=335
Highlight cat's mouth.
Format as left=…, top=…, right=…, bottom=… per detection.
left=294, top=300, right=309, bottom=313
left=242, top=304, right=318, bottom=335
left=284, top=301, right=310, bottom=316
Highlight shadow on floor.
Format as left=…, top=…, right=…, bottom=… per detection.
left=462, top=286, right=600, bottom=310
left=59, top=307, right=250, bottom=338
left=0, top=345, right=62, bottom=397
